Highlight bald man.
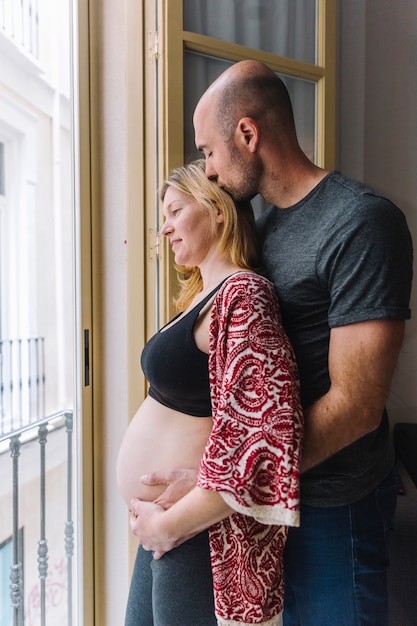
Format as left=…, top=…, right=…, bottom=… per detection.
left=143, top=61, right=413, bottom=626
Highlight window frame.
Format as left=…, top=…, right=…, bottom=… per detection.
left=74, top=1, right=95, bottom=624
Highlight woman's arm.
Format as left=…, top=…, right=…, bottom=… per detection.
left=198, top=273, right=302, bottom=525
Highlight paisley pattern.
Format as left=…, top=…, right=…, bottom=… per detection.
left=197, top=272, right=303, bottom=625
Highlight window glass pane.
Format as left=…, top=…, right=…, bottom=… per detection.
left=184, top=54, right=233, bottom=164
left=0, top=0, right=80, bottom=623
left=184, top=51, right=316, bottom=214
left=183, top=0, right=317, bottom=64
left=0, top=539, right=14, bottom=625
left=0, top=143, right=4, bottom=196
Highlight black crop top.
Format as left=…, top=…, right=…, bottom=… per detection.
left=141, top=282, right=224, bottom=417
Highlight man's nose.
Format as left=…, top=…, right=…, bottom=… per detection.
left=205, top=160, right=217, bottom=180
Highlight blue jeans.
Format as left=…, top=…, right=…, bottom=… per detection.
left=124, top=530, right=216, bottom=626
left=283, top=469, right=397, bottom=626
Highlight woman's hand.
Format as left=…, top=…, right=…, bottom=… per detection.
left=130, top=487, right=232, bottom=560
left=129, top=498, right=195, bottom=559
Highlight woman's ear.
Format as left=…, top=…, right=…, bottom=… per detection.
left=236, top=117, right=259, bottom=152
left=214, top=203, right=225, bottom=224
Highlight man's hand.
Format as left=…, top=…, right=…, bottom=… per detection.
left=141, top=469, right=198, bottom=509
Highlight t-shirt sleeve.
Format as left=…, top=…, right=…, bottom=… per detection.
left=197, top=274, right=303, bottom=527
left=321, top=196, right=413, bottom=327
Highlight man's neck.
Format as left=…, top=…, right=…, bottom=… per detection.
left=262, top=162, right=329, bottom=209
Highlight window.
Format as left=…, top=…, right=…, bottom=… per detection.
left=0, top=0, right=92, bottom=624
left=0, top=142, right=4, bottom=196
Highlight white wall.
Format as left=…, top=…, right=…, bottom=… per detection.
left=338, top=0, right=417, bottom=425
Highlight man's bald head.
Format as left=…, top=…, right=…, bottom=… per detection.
left=195, top=60, right=296, bottom=142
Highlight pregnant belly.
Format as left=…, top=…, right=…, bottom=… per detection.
left=116, top=396, right=212, bottom=506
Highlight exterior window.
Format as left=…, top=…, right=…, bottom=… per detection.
left=0, top=143, right=4, bottom=196
left=0, top=532, right=24, bottom=626
left=0, top=537, right=14, bottom=626
left=0, top=0, right=89, bottom=623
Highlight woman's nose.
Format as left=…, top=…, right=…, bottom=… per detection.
left=160, top=220, right=171, bottom=236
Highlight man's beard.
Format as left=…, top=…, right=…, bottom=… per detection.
left=225, top=145, right=262, bottom=203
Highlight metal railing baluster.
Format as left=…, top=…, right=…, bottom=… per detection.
left=9, top=434, right=23, bottom=626
left=2, top=410, right=74, bottom=624
left=65, top=411, right=74, bottom=626
left=38, top=423, right=49, bottom=626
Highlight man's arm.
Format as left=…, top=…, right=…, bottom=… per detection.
left=301, top=318, right=405, bottom=472
left=142, top=320, right=405, bottom=487
left=141, top=468, right=198, bottom=508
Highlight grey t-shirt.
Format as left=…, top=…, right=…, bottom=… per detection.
left=257, top=171, right=413, bottom=506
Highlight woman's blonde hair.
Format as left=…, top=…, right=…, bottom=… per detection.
left=160, top=159, right=259, bottom=310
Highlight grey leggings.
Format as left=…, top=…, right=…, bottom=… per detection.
left=124, top=530, right=217, bottom=626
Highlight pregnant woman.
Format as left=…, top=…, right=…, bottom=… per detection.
left=117, top=160, right=303, bottom=626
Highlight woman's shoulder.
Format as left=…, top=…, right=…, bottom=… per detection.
left=210, top=271, right=285, bottom=344
left=216, top=271, right=278, bottom=308
left=221, top=270, right=275, bottom=292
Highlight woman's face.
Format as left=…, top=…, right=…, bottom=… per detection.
left=160, top=186, right=222, bottom=267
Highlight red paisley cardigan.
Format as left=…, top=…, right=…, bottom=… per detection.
left=197, top=272, right=303, bottom=626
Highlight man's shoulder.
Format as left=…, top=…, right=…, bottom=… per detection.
left=322, top=171, right=397, bottom=209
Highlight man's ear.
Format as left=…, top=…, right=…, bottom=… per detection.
left=236, top=117, right=259, bottom=152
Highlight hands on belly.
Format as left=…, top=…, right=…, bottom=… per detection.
left=129, top=468, right=198, bottom=559
left=130, top=468, right=233, bottom=559
left=141, top=468, right=198, bottom=508
left=129, top=497, right=197, bottom=559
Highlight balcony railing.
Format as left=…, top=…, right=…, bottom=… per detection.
left=0, top=0, right=39, bottom=59
left=0, top=410, right=75, bottom=626
left=0, top=337, right=45, bottom=437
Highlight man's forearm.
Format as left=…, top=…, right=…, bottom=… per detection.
left=301, top=389, right=382, bottom=473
